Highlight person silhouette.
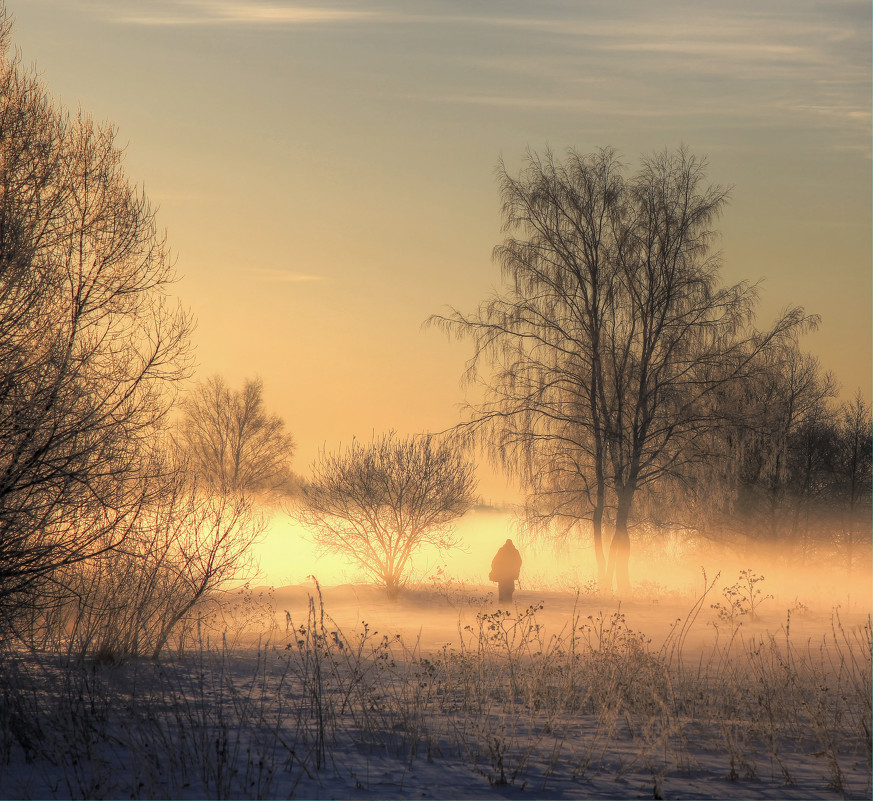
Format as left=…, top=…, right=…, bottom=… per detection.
left=489, top=538, right=522, bottom=603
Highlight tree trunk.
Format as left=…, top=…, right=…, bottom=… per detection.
left=152, top=599, right=197, bottom=661
left=590, top=350, right=608, bottom=591
left=592, top=502, right=607, bottom=588
left=605, top=486, right=633, bottom=597
left=384, top=572, right=401, bottom=601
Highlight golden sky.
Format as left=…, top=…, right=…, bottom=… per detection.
left=9, top=0, right=871, bottom=499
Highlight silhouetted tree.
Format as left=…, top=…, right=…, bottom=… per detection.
left=431, top=149, right=624, bottom=587
left=294, top=433, right=477, bottom=598
left=432, top=146, right=809, bottom=595
left=179, top=375, right=296, bottom=501
left=0, top=11, right=192, bottom=630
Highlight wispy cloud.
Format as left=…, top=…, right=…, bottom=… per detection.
left=246, top=268, right=327, bottom=283
left=421, top=92, right=739, bottom=119
left=117, top=1, right=373, bottom=26
left=103, top=0, right=869, bottom=151
left=600, top=41, right=808, bottom=59
left=415, top=4, right=869, bottom=146
left=783, top=102, right=871, bottom=123
left=422, top=93, right=650, bottom=117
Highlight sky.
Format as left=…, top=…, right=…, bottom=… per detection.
left=6, top=0, right=872, bottom=505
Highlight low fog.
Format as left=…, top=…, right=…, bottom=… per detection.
left=259, top=509, right=871, bottom=598
left=255, top=508, right=871, bottom=648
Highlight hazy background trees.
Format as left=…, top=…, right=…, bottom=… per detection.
left=294, top=433, right=477, bottom=598
left=686, top=346, right=872, bottom=572
left=432, top=147, right=817, bottom=595
left=178, top=375, right=297, bottom=501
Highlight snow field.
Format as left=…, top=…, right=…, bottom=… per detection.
left=0, top=583, right=870, bottom=800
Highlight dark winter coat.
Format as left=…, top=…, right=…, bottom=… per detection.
left=489, top=539, right=522, bottom=583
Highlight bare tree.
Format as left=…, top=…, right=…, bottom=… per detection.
left=294, top=433, right=477, bottom=598
left=431, top=148, right=623, bottom=586
left=431, top=146, right=809, bottom=595
left=179, top=375, right=296, bottom=501
left=0, top=11, right=192, bottom=628
left=596, top=148, right=809, bottom=593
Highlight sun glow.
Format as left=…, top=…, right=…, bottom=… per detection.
left=252, top=507, right=871, bottom=622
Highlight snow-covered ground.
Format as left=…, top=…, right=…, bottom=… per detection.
left=0, top=579, right=870, bottom=800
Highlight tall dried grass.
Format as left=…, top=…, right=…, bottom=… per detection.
left=0, top=579, right=869, bottom=799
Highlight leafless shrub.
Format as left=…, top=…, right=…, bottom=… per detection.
left=294, top=432, right=477, bottom=599
left=35, top=468, right=264, bottom=662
